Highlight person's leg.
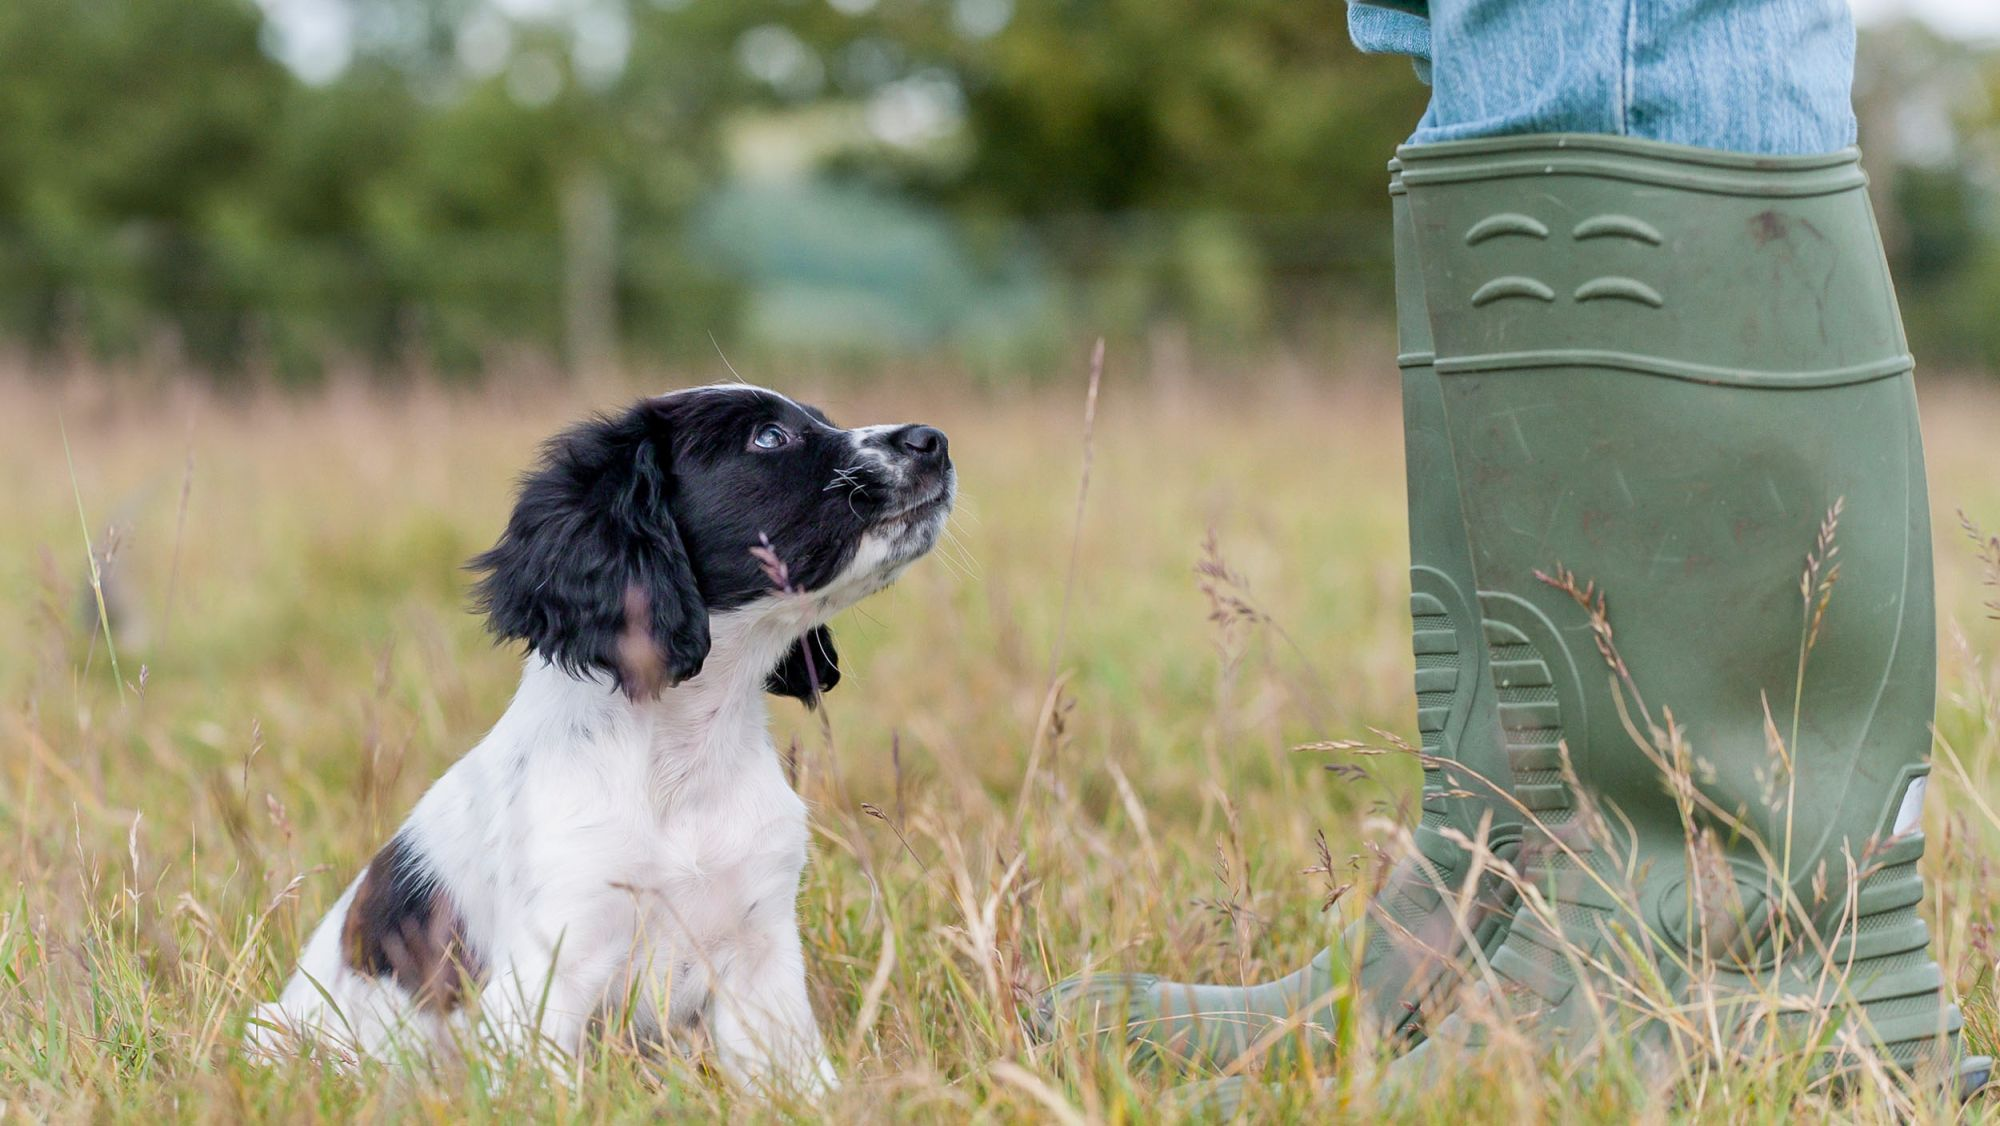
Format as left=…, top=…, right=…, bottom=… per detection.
left=1381, top=0, right=1983, bottom=1094
left=1412, top=0, right=1856, bottom=155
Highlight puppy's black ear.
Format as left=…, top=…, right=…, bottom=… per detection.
left=469, top=403, right=707, bottom=698
left=766, top=625, right=838, bottom=707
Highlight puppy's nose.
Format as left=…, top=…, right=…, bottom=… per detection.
left=894, top=425, right=949, bottom=465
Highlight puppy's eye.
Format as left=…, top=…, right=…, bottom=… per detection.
left=751, top=423, right=793, bottom=451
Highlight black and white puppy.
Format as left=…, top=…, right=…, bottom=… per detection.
left=251, top=385, right=953, bottom=1094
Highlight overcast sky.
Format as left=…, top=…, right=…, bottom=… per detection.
left=257, top=0, right=2000, bottom=88
left=1852, top=0, right=2000, bottom=40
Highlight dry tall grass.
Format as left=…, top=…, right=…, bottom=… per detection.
left=4, top=356, right=2000, bottom=1121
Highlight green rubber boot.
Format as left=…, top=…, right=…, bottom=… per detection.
left=1386, top=134, right=1988, bottom=1096
left=1029, top=168, right=1525, bottom=1072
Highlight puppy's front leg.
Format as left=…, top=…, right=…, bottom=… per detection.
left=708, top=925, right=835, bottom=1098
left=475, top=952, right=596, bottom=1072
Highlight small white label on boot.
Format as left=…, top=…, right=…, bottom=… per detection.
left=1892, top=775, right=1929, bottom=836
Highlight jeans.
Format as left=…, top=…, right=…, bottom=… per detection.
left=1348, top=0, right=1857, bottom=155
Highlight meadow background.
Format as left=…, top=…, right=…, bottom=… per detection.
left=7, top=0, right=2000, bottom=1121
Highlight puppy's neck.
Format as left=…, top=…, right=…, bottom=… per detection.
left=650, top=603, right=826, bottom=801
left=513, top=599, right=824, bottom=783
left=667, top=602, right=814, bottom=711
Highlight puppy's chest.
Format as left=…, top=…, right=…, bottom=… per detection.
left=607, top=766, right=812, bottom=951
left=653, top=805, right=804, bottom=911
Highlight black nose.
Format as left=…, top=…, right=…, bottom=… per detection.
left=895, top=425, right=948, bottom=465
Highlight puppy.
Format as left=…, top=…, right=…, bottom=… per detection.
left=250, top=385, right=953, bottom=1095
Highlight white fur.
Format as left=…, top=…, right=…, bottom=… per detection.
left=249, top=511, right=943, bottom=1096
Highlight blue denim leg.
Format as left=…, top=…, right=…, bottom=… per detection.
left=1348, top=2, right=1434, bottom=81
left=1345, top=0, right=1856, bottom=156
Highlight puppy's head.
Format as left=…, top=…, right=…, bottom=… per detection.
left=470, top=384, right=954, bottom=700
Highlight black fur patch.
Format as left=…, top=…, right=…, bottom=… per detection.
left=766, top=625, right=839, bottom=706
left=341, top=835, right=481, bottom=1011
left=468, top=404, right=708, bottom=698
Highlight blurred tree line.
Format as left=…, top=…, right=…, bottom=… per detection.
left=0, top=0, right=1995, bottom=382
left=1857, top=20, right=2000, bottom=377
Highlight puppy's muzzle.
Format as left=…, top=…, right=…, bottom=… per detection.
left=866, top=424, right=954, bottom=517
left=878, top=424, right=949, bottom=476
left=889, top=424, right=949, bottom=468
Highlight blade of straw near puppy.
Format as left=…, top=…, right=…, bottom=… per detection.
left=5, top=363, right=2000, bottom=1121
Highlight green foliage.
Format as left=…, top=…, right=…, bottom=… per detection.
left=0, top=2, right=1997, bottom=379
left=0, top=0, right=733, bottom=379
left=1895, top=162, right=2000, bottom=373
left=0, top=0, right=290, bottom=363
left=0, top=0, right=1427, bottom=379
left=1855, top=20, right=2000, bottom=376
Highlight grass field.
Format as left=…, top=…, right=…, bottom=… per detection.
left=6, top=352, right=2000, bottom=1122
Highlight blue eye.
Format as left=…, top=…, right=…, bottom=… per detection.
left=752, top=423, right=792, bottom=450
